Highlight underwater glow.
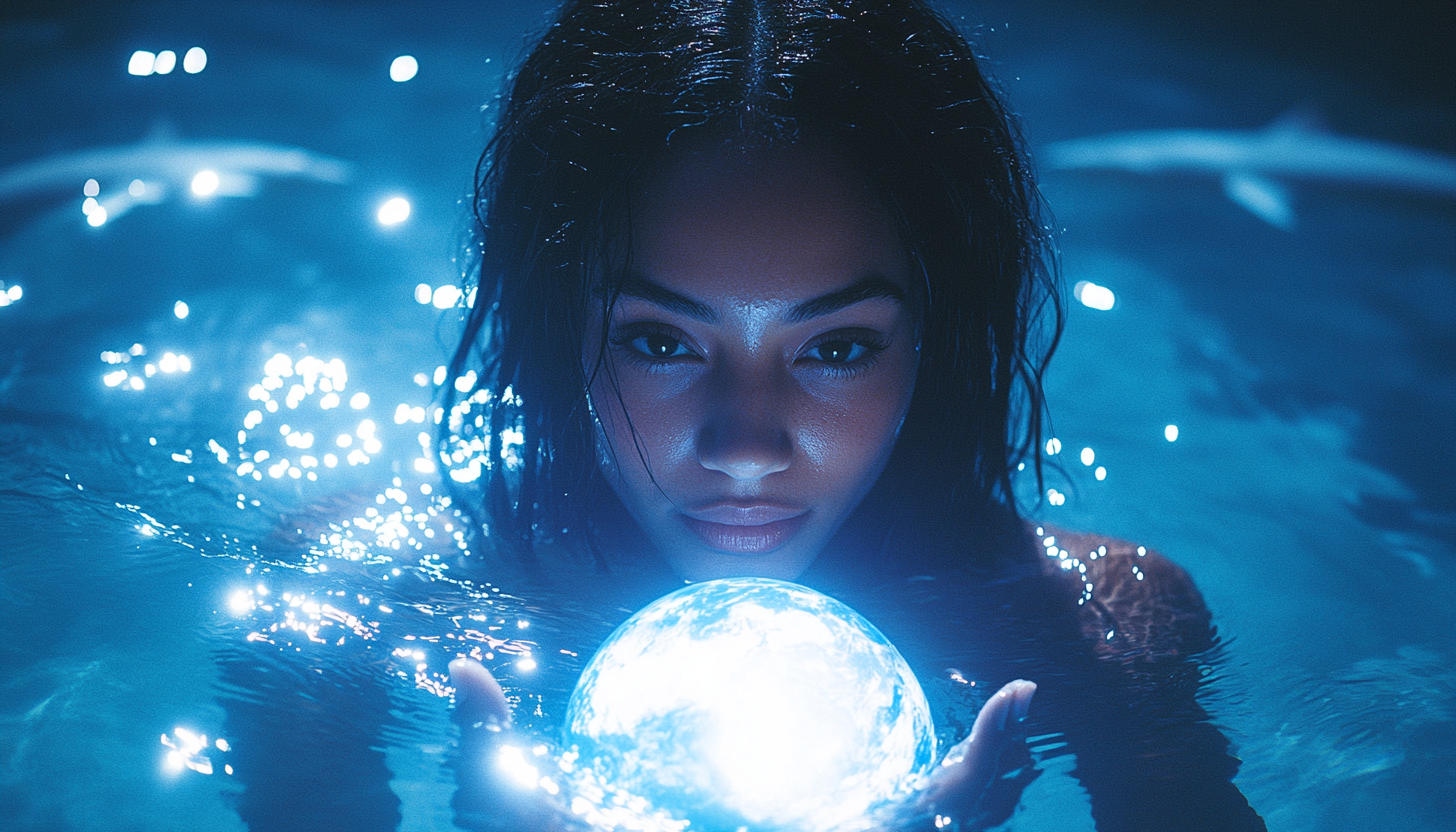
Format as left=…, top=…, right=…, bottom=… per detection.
left=0, top=284, right=20, bottom=307
left=1073, top=280, right=1116, bottom=310
left=153, top=50, right=177, bottom=75
left=377, top=196, right=411, bottom=225
left=389, top=55, right=418, bottom=82
left=565, top=578, right=935, bottom=832
left=174, top=301, right=189, bottom=319
left=1165, top=424, right=1180, bottom=442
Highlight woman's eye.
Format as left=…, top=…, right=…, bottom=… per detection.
left=632, top=333, right=690, bottom=359
left=810, top=340, right=868, bottom=364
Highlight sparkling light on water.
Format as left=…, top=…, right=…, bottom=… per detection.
left=228, top=590, right=254, bottom=615
left=377, top=197, right=411, bottom=225
left=99, top=341, right=188, bottom=389
left=389, top=55, right=418, bottom=82
left=174, top=300, right=189, bottom=319
left=566, top=578, right=935, bottom=832
left=183, top=47, right=207, bottom=73
left=1165, top=424, right=1180, bottom=442
left=128, top=51, right=156, bottom=76
left=1073, top=280, right=1116, bottom=311
left=431, top=284, right=461, bottom=308
left=131, top=47, right=205, bottom=76
left=191, top=170, right=219, bottom=196
left=160, top=727, right=223, bottom=776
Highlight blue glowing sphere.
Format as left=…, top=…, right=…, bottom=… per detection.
left=565, top=578, right=936, bottom=831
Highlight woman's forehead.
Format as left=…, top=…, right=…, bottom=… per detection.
left=625, top=142, right=913, bottom=306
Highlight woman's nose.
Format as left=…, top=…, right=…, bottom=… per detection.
left=696, top=372, right=793, bottom=481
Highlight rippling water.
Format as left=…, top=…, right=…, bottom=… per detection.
left=2, top=1, right=1452, bottom=830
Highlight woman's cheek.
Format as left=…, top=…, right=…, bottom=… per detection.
left=806, top=360, right=915, bottom=469
left=595, top=369, right=700, bottom=476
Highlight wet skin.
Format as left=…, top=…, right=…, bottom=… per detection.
left=585, top=143, right=921, bottom=581
left=451, top=143, right=1035, bottom=829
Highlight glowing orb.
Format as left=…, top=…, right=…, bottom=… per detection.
left=565, top=578, right=935, bottom=831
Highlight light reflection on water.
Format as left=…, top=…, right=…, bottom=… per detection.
left=0, top=1, right=1451, bottom=830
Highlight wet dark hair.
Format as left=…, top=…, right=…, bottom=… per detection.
left=444, top=0, right=1061, bottom=574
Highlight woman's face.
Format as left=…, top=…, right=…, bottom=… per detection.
left=585, top=143, right=919, bottom=581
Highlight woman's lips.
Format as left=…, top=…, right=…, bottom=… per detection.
left=680, top=505, right=809, bottom=554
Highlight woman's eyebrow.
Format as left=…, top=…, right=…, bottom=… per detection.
left=617, top=276, right=720, bottom=322
left=786, top=275, right=906, bottom=323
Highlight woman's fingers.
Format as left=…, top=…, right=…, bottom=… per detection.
left=914, top=679, right=1036, bottom=821
left=449, top=657, right=512, bottom=729
left=449, top=659, right=571, bottom=831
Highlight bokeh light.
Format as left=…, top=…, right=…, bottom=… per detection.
left=191, top=170, right=220, bottom=196
left=183, top=47, right=207, bottom=73
left=1073, top=280, right=1116, bottom=311
left=431, top=285, right=460, bottom=308
left=389, top=55, right=418, bottom=82
left=377, top=196, right=411, bottom=225
left=128, top=50, right=156, bottom=76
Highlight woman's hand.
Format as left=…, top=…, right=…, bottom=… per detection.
left=449, top=658, right=575, bottom=832
left=450, top=658, right=1033, bottom=832
left=901, top=679, right=1036, bottom=830
left=450, top=657, right=514, bottom=730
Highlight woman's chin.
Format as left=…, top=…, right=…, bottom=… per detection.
left=659, top=538, right=823, bottom=583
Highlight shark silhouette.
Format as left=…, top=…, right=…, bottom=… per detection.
left=1042, top=108, right=1456, bottom=229
left=0, top=126, right=353, bottom=226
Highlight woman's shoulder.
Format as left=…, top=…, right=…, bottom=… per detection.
left=1027, top=523, right=1217, bottom=661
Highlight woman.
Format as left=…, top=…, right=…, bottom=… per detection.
left=444, top=1, right=1266, bottom=829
